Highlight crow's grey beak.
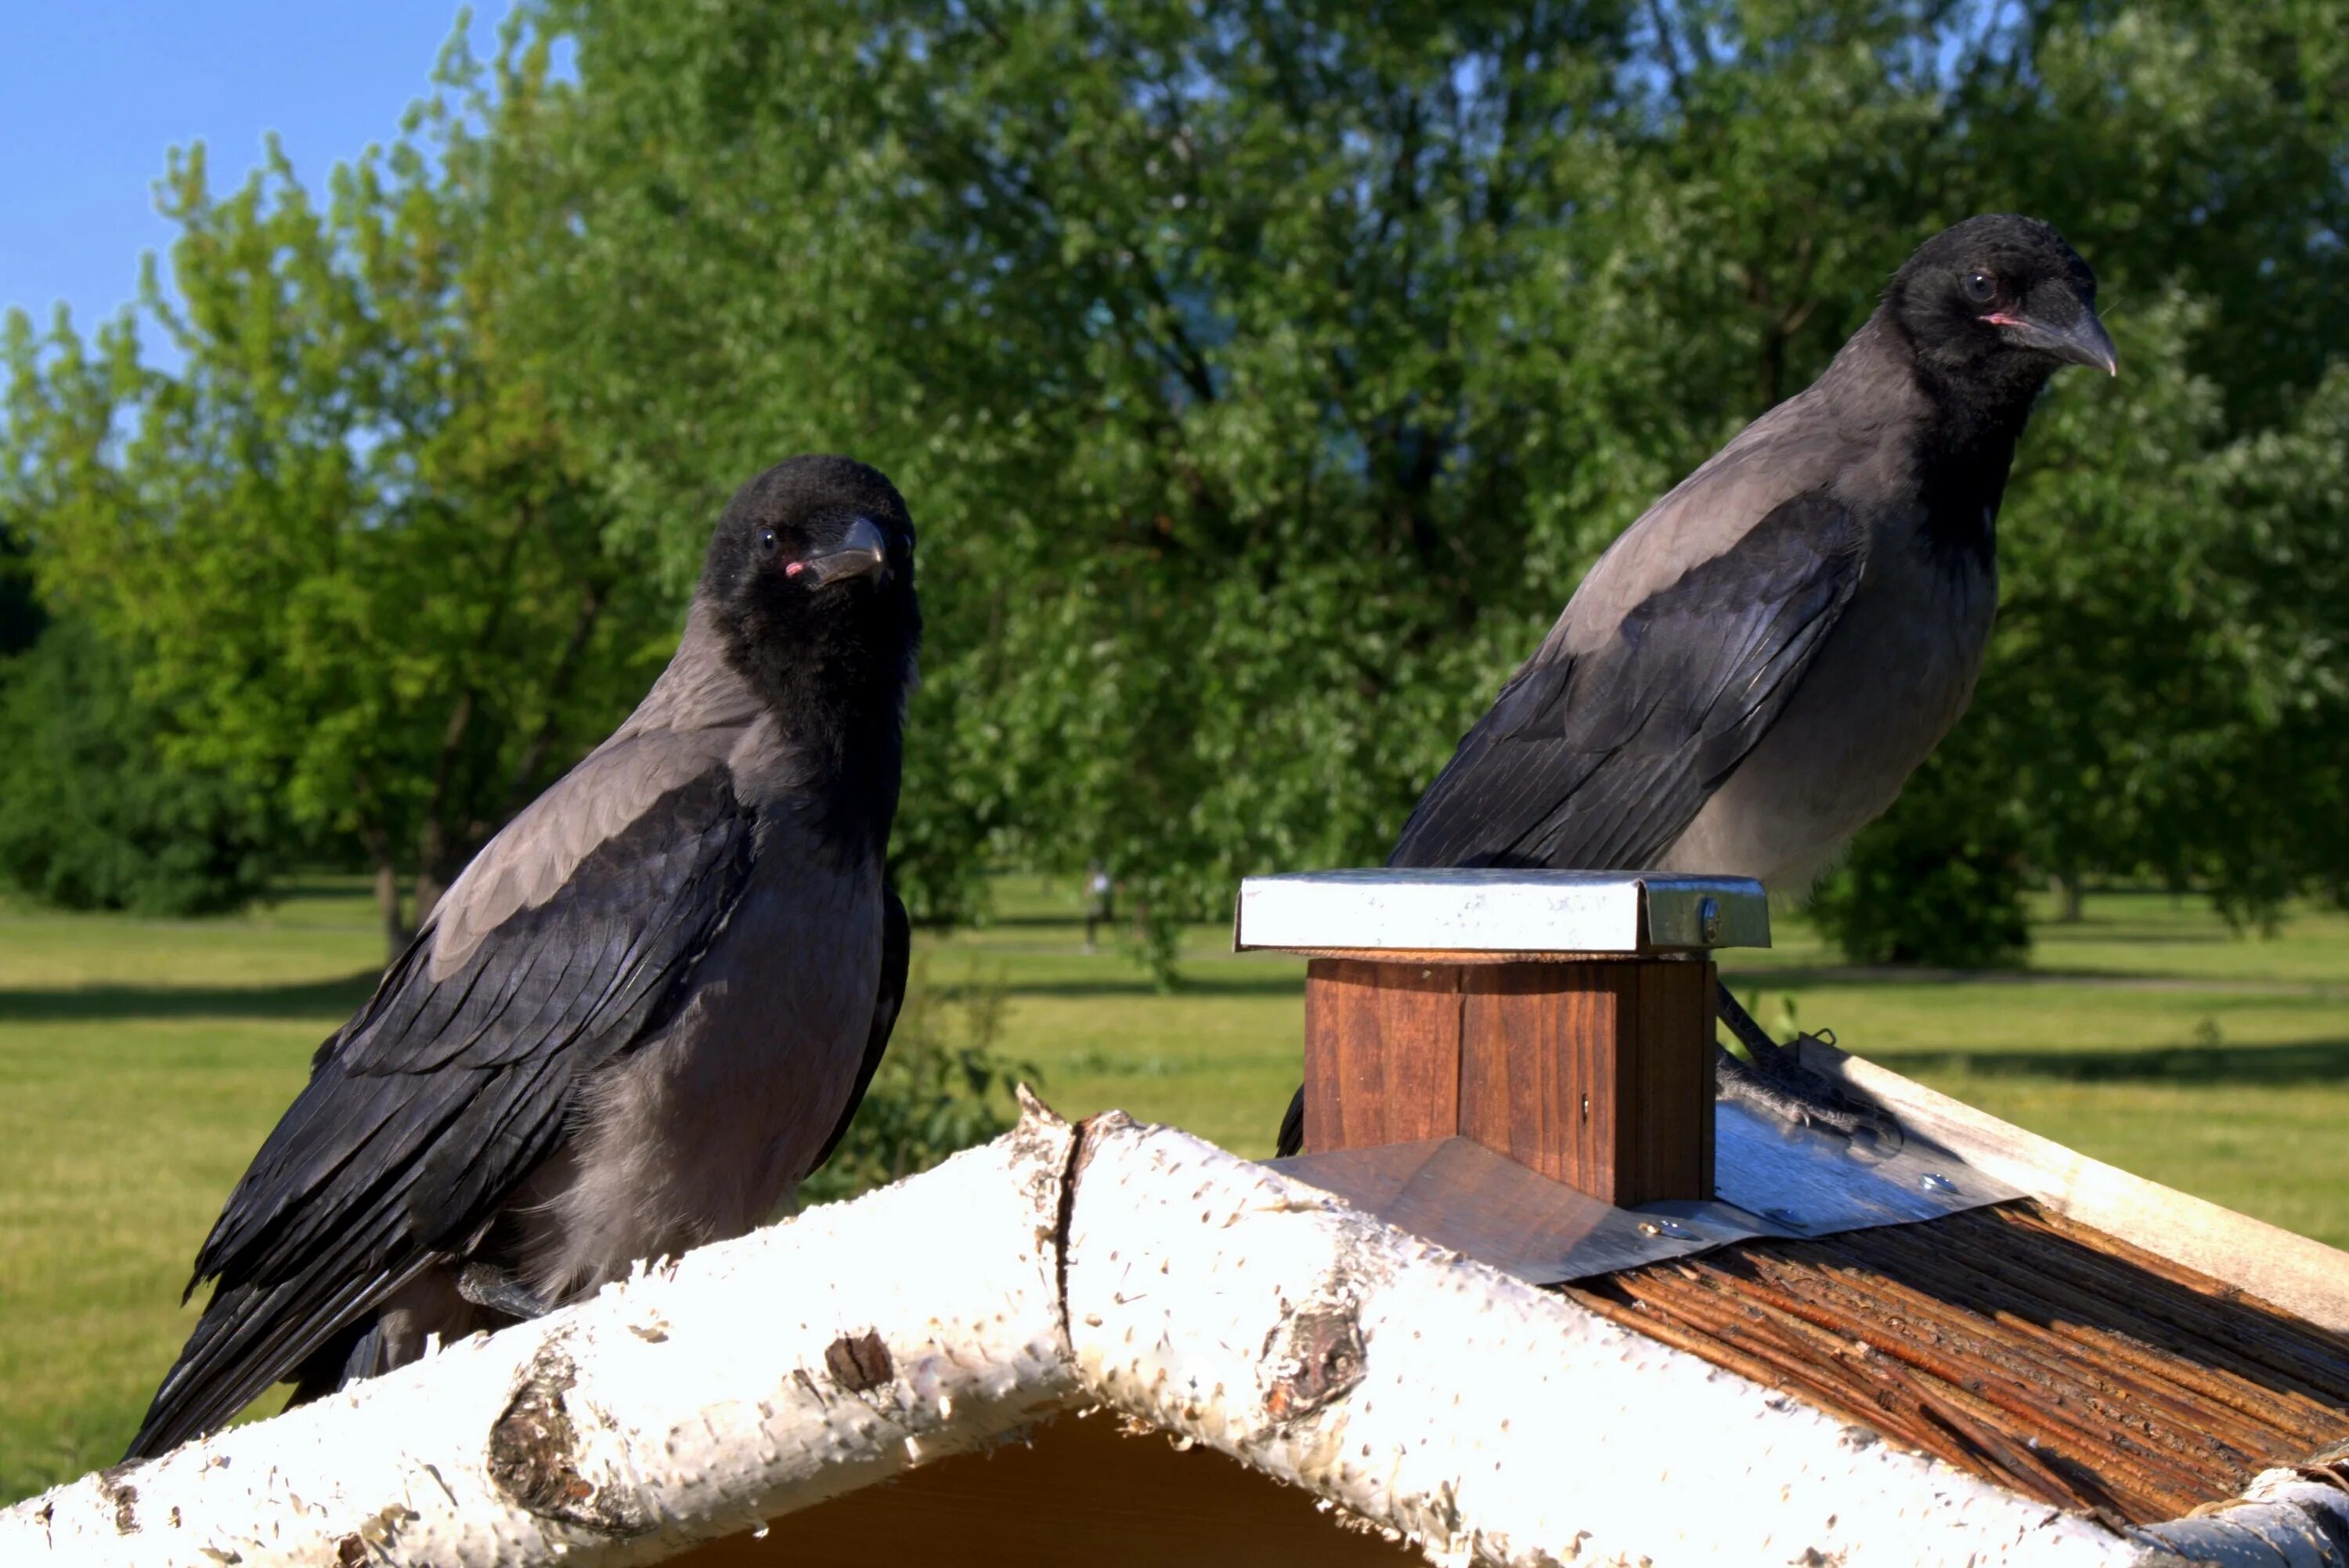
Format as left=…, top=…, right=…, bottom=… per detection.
left=1993, top=295, right=2119, bottom=377
left=797, top=517, right=893, bottom=586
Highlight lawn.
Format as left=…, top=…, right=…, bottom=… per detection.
left=5, top=877, right=2348, bottom=1501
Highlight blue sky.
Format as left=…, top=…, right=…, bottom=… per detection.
left=0, top=3, right=501, bottom=333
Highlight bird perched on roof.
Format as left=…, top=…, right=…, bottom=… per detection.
left=127, top=456, right=922, bottom=1459
left=1279, top=214, right=2114, bottom=1155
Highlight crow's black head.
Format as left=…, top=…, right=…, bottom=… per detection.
left=701, top=455, right=922, bottom=736
left=1887, top=214, right=2115, bottom=408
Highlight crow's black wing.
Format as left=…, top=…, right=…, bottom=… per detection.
left=808, top=887, right=911, bottom=1173
left=1390, top=491, right=1865, bottom=871
left=127, top=761, right=758, bottom=1459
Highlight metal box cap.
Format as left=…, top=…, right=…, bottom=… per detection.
left=1234, top=868, right=1770, bottom=956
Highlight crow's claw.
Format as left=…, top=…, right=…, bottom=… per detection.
left=456, top=1263, right=554, bottom=1321
left=1715, top=984, right=1902, bottom=1152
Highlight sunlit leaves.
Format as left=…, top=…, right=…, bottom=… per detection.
left=2, top=60, right=666, bottom=943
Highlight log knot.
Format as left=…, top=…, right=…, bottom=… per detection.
left=487, top=1345, right=653, bottom=1536
left=94, top=1466, right=139, bottom=1534
left=1260, top=1302, right=1367, bottom=1422
left=824, top=1330, right=895, bottom=1393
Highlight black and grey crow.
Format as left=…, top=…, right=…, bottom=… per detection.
left=127, top=456, right=922, bottom=1458
left=1278, top=214, right=2114, bottom=1155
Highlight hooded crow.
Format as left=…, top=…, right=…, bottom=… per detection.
left=128, top=455, right=922, bottom=1458
left=1278, top=214, right=2114, bottom=1155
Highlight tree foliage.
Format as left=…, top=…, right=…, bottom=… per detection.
left=1807, top=741, right=2034, bottom=969
left=0, top=618, right=277, bottom=916
left=4, top=1, right=2346, bottom=968
left=0, top=522, right=38, bottom=659
left=496, top=0, right=2349, bottom=961
left=2, top=56, right=668, bottom=954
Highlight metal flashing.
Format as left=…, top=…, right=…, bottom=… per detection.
left=1269, top=1098, right=2021, bottom=1285
left=1233, top=868, right=1771, bottom=956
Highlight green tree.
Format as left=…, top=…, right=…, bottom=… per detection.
left=2, top=54, right=666, bottom=957
left=500, top=0, right=2347, bottom=964
left=1817, top=2, right=2349, bottom=953
left=505, top=0, right=1699, bottom=948
left=0, top=618, right=276, bottom=916
left=11, top=2, right=2344, bottom=966
left=0, top=521, right=38, bottom=658
left=1807, top=744, right=2034, bottom=970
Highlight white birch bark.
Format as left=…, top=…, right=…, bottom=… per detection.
left=2, top=1108, right=1078, bottom=1568
left=5, top=1098, right=2341, bottom=1568
left=1062, top=1108, right=2146, bottom=1568
left=2135, top=1468, right=2349, bottom=1568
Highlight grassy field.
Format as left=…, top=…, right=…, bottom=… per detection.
left=5, top=877, right=2348, bottom=1500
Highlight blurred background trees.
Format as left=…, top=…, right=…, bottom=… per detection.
left=3, top=81, right=667, bottom=953
left=4, top=0, right=2345, bottom=968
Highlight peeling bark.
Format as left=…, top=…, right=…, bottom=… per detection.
left=5, top=1100, right=2339, bottom=1567
left=5, top=1122, right=1077, bottom=1566
left=2137, top=1467, right=2349, bottom=1566
left=1060, top=1111, right=2147, bottom=1568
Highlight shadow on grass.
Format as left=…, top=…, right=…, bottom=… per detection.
left=1895, top=1039, right=2349, bottom=1087
left=2033, top=931, right=2234, bottom=946
left=966, top=913, right=1097, bottom=929
left=0, top=973, right=382, bottom=1024
left=0, top=963, right=1297, bottom=1021
left=1001, top=971, right=1305, bottom=1000
left=258, top=879, right=374, bottom=904
left=1721, top=964, right=2333, bottom=993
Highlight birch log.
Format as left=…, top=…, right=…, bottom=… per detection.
left=5, top=1098, right=2343, bottom=1568
left=1062, top=1108, right=2144, bottom=1568
left=2, top=1109, right=1079, bottom=1568
left=2136, top=1468, right=2349, bottom=1568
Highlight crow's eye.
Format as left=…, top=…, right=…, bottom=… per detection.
left=1964, top=271, right=1997, bottom=304
left=756, top=528, right=780, bottom=554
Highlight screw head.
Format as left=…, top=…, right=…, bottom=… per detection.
left=1919, top=1172, right=1959, bottom=1195
left=1697, top=896, right=1722, bottom=945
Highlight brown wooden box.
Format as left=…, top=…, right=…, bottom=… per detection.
left=1241, top=871, right=1765, bottom=1208
left=1299, top=957, right=1716, bottom=1206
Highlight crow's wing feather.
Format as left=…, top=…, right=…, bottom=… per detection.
left=808, top=888, right=911, bottom=1174
left=127, top=754, right=760, bottom=1459
left=1390, top=490, right=1866, bottom=871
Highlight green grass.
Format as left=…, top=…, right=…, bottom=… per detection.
left=5, top=878, right=2349, bottom=1501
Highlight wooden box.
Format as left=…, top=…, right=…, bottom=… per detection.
left=1238, top=871, right=1767, bottom=1206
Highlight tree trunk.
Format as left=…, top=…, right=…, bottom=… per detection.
left=495, top=578, right=608, bottom=824
left=366, top=840, right=411, bottom=964
left=413, top=812, right=451, bottom=932
left=413, top=865, right=449, bottom=932
left=416, top=690, right=473, bottom=934
left=2052, top=874, right=2085, bottom=924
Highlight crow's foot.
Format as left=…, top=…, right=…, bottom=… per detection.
left=456, top=1263, right=554, bottom=1321
left=1715, top=984, right=1901, bottom=1152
